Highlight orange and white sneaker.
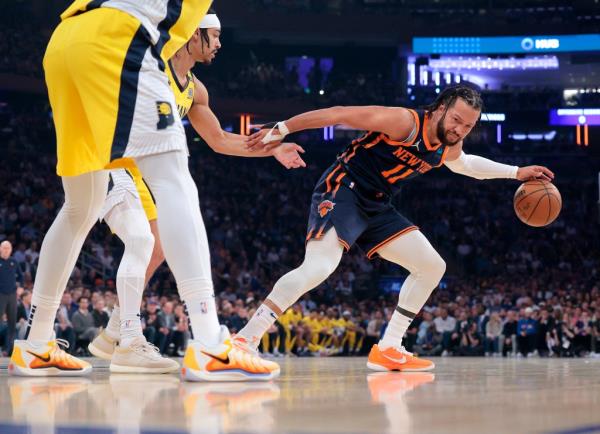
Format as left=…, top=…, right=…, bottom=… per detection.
left=367, top=344, right=435, bottom=372
left=8, top=339, right=92, bottom=377
left=181, top=327, right=280, bottom=382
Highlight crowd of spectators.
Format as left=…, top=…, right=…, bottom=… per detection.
left=1, top=101, right=598, bottom=357
left=0, top=23, right=47, bottom=79
left=1, top=19, right=594, bottom=111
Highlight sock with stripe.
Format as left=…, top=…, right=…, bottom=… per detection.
left=378, top=306, right=416, bottom=350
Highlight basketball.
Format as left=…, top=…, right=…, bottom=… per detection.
left=513, top=180, right=562, bottom=227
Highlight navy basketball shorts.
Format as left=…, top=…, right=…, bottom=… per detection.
left=306, top=169, right=418, bottom=259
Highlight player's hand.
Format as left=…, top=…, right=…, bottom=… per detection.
left=273, top=143, right=306, bottom=169
left=245, top=128, right=282, bottom=152
left=516, top=165, right=554, bottom=182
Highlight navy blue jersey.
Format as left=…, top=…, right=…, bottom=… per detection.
left=333, top=109, right=449, bottom=197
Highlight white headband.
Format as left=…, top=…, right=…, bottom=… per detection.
left=199, top=14, right=221, bottom=29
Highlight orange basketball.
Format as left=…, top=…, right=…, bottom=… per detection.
left=513, top=180, right=562, bottom=227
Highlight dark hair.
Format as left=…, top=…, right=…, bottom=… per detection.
left=423, top=84, right=483, bottom=114
left=200, top=8, right=217, bottom=48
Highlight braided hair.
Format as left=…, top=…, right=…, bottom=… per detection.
left=186, top=8, right=217, bottom=55
left=423, top=84, right=484, bottom=116
left=199, top=8, right=217, bottom=50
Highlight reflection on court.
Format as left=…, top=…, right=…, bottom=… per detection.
left=1, top=357, right=600, bottom=434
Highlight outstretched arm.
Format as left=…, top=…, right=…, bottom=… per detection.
left=187, top=77, right=305, bottom=168
left=444, top=142, right=554, bottom=181
left=245, top=105, right=415, bottom=151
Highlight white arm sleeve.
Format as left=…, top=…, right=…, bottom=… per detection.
left=444, top=151, right=518, bottom=180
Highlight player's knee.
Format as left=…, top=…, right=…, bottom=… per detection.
left=424, top=253, right=446, bottom=282
left=126, top=230, right=155, bottom=263
left=303, top=249, right=339, bottom=278
left=301, top=258, right=337, bottom=283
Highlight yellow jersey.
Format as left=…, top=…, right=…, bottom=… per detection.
left=60, top=0, right=212, bottom=61
left=279, top=309, right=303, bottom=327
left=166, top=59, right=195, bottom=118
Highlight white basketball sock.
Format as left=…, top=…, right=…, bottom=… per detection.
left=105, top=305, right=121, bottom=341
left=27, top=294, right=60, bottom=342
left=239, top=304, right=278, bottom=347
left=179, top=278, right=221, bottom=347
left=379, top=307, right=415, bottom=350
left=120, top=315, right=144, bottom=348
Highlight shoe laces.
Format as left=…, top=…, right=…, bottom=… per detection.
left=51, top=339, right=81, bottom=364
left=130, top=339, right=163, bottom=359
left=55, top=338, right=71, bottom=350
left=388, top=345, right=413, bottom=357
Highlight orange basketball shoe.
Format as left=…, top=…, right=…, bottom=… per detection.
left=367, top=344, right=435, bottom=372
left=181, top=327, right=280, bottom=382
left=8, top=339, right=92, bottom=376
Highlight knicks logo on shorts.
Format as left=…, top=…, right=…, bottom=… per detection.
left=318, top=200, right=335, bottom=218
left=156, top=101, right=175, bottom=130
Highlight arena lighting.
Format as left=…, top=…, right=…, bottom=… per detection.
left=550, top=108, right=600, bottom=126
left=323, top=126, right=335, bottom=141
left=428, top=56, right=558, bottom=70
left=413, top=34, right=600, bottom=54
left=239, top=114, right=251, bottom=135
left=480, top=113, right=506, bottom=122
left=497, top=124, right=502, bottom=144
left=509, top=132, right=560, bottom=142
left=575, top=124, right=590, bottom=146
left=408, top=63, right=416, bottom=86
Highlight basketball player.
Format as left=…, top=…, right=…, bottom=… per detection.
left=9, top=1, right=280, bottom=380
left=87, top=12, right=305, bottom=375
left=237, top=85, right=554, bottom=371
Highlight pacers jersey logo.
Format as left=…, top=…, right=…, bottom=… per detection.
left=318, top=200, right=335, bottom=217
left=156, top=101, right=175, bottom=130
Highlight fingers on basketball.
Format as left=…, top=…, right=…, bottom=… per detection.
left=513, top=180, right=562, bottom=227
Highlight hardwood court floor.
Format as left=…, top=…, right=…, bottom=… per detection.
left=1, top=357, right=600, bottom=434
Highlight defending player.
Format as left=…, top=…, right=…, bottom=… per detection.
left=86, top=11, right=304, bottom=377
left=9, top=2, right=292, bottom=380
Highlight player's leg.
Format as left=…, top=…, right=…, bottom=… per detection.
left=95, top=172, right=164, bottom=353
left=101, top=194, right=178, bottom=373
left=236, top=228, right=344, bottom=348
left=145, top=219, right=165, bottom=285
left=9, top=7, right=154, bottom=377
left=136, top=150, right=219, bottom=345
left=367, top=230, right=445, bottom=372
left=132, top=171, right=165, bottom=286
left=99, top=219, right=164, bottom=347
left=10, top=172, right=107, bottom=376
left=135, top=150, right=280, bottom=381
